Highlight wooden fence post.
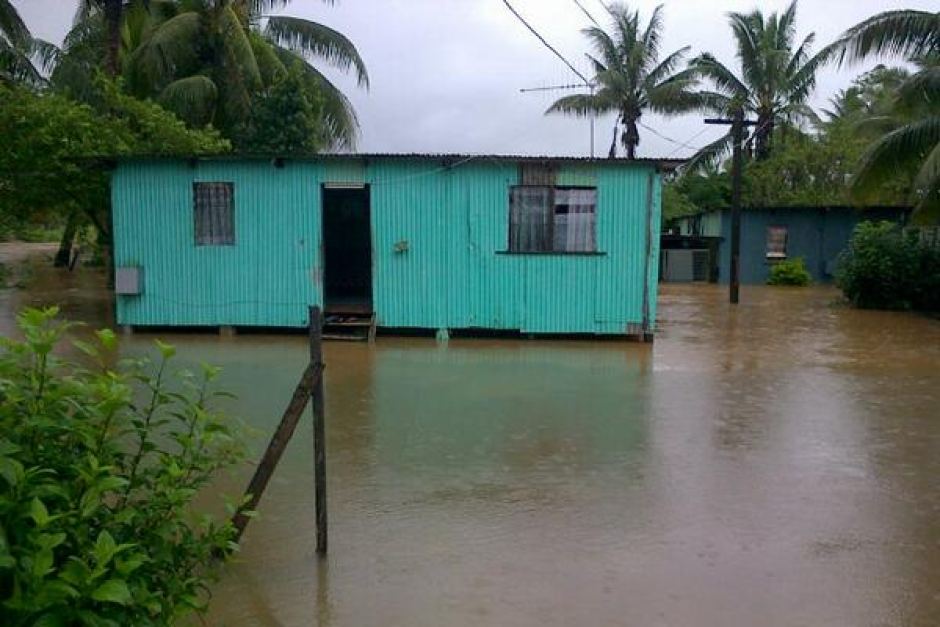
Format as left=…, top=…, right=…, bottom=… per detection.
left=230, top=363, right=321, bottom=543
left=310, top=305, right=328, bottom=555
left=227, top=307, right=329, bottom=551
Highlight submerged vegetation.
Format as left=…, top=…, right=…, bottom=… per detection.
left=0, top=308, right=246, bottom=625
left=836, top=221, right=940, bottom=311
left=767, top=257, right=812, bottom=286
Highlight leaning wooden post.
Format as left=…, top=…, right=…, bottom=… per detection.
left=310, top=305, right=328, bottom=555
left=230, top=362, right=321, bottom=544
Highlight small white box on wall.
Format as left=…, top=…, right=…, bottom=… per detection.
left=115, top=267, right=143, bottom=295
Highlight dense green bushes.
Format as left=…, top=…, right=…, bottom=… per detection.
left=0, top=309, right=246, bottom=625
left=767, top=257, right=812, bottom=286
left=0, top=80, right=229, bottom=253
left=836, top=221, right=940, bottom=311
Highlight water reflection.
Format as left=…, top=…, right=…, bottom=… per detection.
left=2, top=256, right=939, bottom=626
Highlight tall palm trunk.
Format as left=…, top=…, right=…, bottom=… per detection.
left=103, top=0, right=122, bottom=77
left=754, top=112, right=775, bottom=160
left=622, top=115, right=640, bottom=160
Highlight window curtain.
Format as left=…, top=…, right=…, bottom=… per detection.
left=553, top=188, right=596, bottom=252
left=766, top=226, right=787, bottom=257
left=194, top=183, right=235, bottom=245
left=510, top=186, right=551, bottom=251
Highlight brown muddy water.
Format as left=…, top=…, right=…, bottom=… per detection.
left=2, top=247, right=939, bottom=626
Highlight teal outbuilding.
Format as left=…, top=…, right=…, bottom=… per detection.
left=111, top=154, right=674, bottom=338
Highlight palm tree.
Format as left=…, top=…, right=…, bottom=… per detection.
left=546, top=3, right=703, bottom=159
left=688, top=0, right=829, bottom=168
left=55, top=0, right=367, bottom=148
left=0, top=0, right=52, bottom=86
left=66, top=1, right=131, bottom=77
left=821, top=65, right=910, bottom=126
left=826, top=10, right=939, bottom=220
left=51, top=2, right=169, bottom=102
left=124, top=0, right=368, bottom=148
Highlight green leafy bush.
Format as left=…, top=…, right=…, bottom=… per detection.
left=836, top=221, right=940, bottom=311
left=0, top=308, right=246, bottom=625
left=767, top=257, right=812, bottom=286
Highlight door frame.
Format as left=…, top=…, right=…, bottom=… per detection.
left=320, top=182, right=373, bottom=312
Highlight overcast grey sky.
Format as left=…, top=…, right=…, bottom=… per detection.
left=12, top=0, right=935, bottom=158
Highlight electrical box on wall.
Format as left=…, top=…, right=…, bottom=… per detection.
left=115, top=266, right=143, bottom=295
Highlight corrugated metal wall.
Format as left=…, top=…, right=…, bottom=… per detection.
left=113, top=157, right=661, bottom=334
left=113, top=160, right=319, bottom=327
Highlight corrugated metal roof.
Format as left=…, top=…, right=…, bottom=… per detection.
left=679, top=205, right=913, bottom=219
left=109, top=152, right=684, bottom=171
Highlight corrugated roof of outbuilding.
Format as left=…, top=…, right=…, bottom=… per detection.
left=110, top=152, right=685, bottom=171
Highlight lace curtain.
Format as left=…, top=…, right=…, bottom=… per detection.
left=553, top=188, right=597, bottom=252
left=194, top=182, right=235, bottom=246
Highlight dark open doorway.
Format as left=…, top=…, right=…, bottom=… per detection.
left=322, top=185, right=372, bottom=313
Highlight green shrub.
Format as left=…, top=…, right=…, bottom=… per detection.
left=836, top=221, right=940, bottom=311
left=0, top=308, right=246, bottom=625
left=767, top=257, right=812, bottom=286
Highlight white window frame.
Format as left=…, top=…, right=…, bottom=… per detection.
left=508, top=185, right=598, bottom=253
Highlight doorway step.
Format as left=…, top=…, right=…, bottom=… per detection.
left=322, top=311, right=376, bottom=342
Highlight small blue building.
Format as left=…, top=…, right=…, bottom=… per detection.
left=111, top=154, right=677, bottom=338
left=675, top=205, right=910, bottom=284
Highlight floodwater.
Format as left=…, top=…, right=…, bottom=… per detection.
left=2, top=246, right=939, bottom=626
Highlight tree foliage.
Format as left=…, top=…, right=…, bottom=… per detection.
left=56, top=0, right=368, bottom=149
left=0, top=0, right=54, bottom=87
left=741, top=129, right=910, bottom=207
left=546, top=3, right=704, bottom=159
left=688, top=0, right=829, bottom=169
left=0, top=308, right=247, bottom=625
left=826, top=10, right=939, bottom=221
left=233, top=67, right=327, bottom=154
left=668, top=65, right=914, bottom=221
left=836, top=221, right=940, bottom=310
left=0, top=80, right=229, bottom=239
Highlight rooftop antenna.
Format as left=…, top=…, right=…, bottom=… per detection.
left=519, top=82, right=597, bottom=158
left=503, top=0, right=597, bottom=157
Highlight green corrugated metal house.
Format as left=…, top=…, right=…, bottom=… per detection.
left=111, top=154, right=675, bottom=339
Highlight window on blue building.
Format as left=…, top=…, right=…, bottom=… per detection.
left=194, top=182, right=235, bottom=246
left=766, top=226, right=788, bottom=259
left=509, top=186, right=596, bottom=253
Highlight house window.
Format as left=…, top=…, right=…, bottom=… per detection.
left=766, top=226, right=787, bottom=259
left=194, top=182, right=235, bottom=245
left=509, top=186, right=596, bottom=252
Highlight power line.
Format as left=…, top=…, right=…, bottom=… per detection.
left=665, top=126, right=713, bottom=157
left=503, top=0, right=599, bottom=156
left=501, top=0, right=590, bottom=85
left=571, top=0, right=600, bottom=25
left=741, top=117, right=774, bottom=150
left=638, top=121, right=711, bottom=155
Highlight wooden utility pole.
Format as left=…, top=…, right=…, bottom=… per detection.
left=705, top=113, right=758, bottom=304
left=309, top=306, right=328, bottom=555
